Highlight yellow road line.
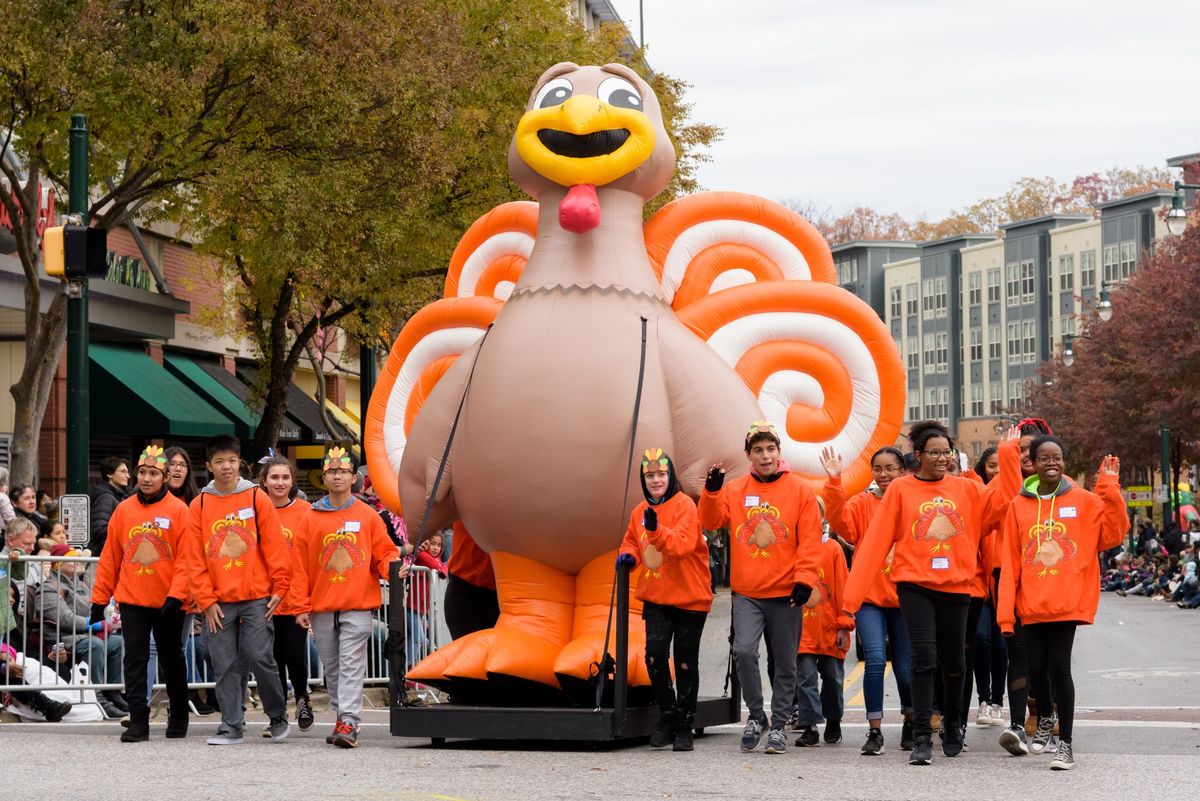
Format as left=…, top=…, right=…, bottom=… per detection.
left=846, top=661, right=891, bottom=707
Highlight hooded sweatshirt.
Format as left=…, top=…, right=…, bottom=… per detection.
left=996, top=473, right=1127, bottom=632
left=798, top=535, right=849, bottom=658
left=272, top=497, right=312, bottom=617
left=184, top=478, right=290, bottom=610
left=618, top=454, right=713, bottom=612
left=289, top=495, right=397, bottom=614
left=823, top=478, right=895, bottom=608
left=701, top=466, right=823, bottom=599
left=91, top=486, right=191, bottom=608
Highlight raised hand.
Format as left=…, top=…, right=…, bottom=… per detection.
left=1003, top=424, right=1020, bottom=442
left=1099, top=454, right=1120, bottom=476
left=705, top=464, right=726, bottom=493
left=819, top=446, right=843, bottom=479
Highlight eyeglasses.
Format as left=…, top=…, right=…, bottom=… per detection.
left=325, top=468, right=354, bottom=477
left=921, top=450, right=954, bottom=459
left=871, top=465, right=902, bottom=475
left=1036, top=455, right=1065, bottom=465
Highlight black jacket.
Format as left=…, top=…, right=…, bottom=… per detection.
left=88, top=482, right=127, bottom=553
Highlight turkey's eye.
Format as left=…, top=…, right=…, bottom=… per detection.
left=598, top=76, right=642, bottom=111
left=535, top=77, right=573, bottom=109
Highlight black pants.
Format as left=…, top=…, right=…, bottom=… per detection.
left=974, top=601, right=1008, bottom=705
left=443, top=574, right=500, bottom=640
left=1024, top=621, right=1078, bottom=742
left=121, top=603, right=187, bottom=719
left=897, top=582, right=969, bottom=740
left=958, top=597, right=984, bottom=720
left=273, top=615, right=310, bottom=699
left=643, top=601, right=708, bottom=720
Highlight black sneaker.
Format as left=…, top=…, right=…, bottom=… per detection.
left=999, top=724, right=1030, bottom=756
left=673, top=727, right=694, bottom=752
left=1049, top=739, right=1074, bottom=770
left=650, top=709, right=677, bottom=748
left=296, top=695, right=314, bottom=732
left=823, top=719, right=842, bottom=744
left=785, top=707, right=802, bottom=730
left=795, top=725, right=820, bottom=747
left=900, top=719, right=915, bottom=751
left=1030, top=714, right=1057, bottom=754
left=188, top=691, right=215, bottom=716
left=909, top=737, right=933, bottom=765
left=942, top=722, right=964, bottom=757
left=740, top=718, right=766, bottom=752
left=861, top=728, right=885, bottom=756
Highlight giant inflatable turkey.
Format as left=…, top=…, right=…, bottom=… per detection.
left=365, top=62, right=904, bottom=703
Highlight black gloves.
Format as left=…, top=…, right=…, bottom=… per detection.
left=705, top=467, right=725, bottom=493
left=161, top=597, right=184, bottom=616
left=89, top=603, right=106, bottom=625
left=642, top=507, right=658, bottom=531
left=790, top=583, right=812, bottom=607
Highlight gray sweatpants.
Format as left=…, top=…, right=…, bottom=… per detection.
left=203, top=598, right=287, bottom=736
left=311, top=609, right=373, bottom=726
left=732, top=593, right=803, bottom=731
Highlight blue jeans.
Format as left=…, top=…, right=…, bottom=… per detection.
left=855, top=603, right=912, bottom=721
left=795, top=653, right=844, bottom=725
left=71, top=634, right=124, bottom=686
left=405, top=609, right=428, bottom=669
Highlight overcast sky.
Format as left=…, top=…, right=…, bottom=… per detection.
left=606, top=0, right=1200, bottom=220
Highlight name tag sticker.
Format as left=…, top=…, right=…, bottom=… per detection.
left=744, top=495, right=760, bottom=508
left=237, top=507, right=255, bottom=520
left=154, top=517, right=171, bottom=529
left=344, top=520, right=361, bottom=532
left=931, top=557, right=951, bottom=570
left=1059, top=507, right=1077, bottom=519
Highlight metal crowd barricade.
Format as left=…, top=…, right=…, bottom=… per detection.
left=1, top=554, right=448, bottom=708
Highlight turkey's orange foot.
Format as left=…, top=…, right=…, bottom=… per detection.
left=553, top=628, right=651, bottom=704
left=929, top=543, right=951, bottom=554
left=750, top=548, right=771, bottom=559
left=406, top=627, right=569, bottom=705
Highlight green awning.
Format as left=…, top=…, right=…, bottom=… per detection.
left=163, top=353, right=259, bottom=438
left=89, top=344, right=233, bottom=437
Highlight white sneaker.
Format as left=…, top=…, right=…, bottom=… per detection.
left=989, top=704, right=1006, bottom=726
left=206, top=733, right=245, bottom=746
left=975, top=702, right=992, bottom=726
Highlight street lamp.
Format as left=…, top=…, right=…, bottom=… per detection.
left=1096, top=281, right=1113, bottom=322
left=1166, top=180, right=1199, bottom=236
left=1062, top=334, right=1076, bottom=367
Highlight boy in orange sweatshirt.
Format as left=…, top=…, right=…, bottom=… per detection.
left=185, top=434, right=292, bottom=746
left=699, top=421, right=823, bottom=755
left=90, top=445, right=191, bottom=742
left=291, top=447, right=398, bottom=748
left=617, top=449, right=713, bottom=752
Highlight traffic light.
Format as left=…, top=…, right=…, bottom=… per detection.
left=43, top=224, right=107, bottom=279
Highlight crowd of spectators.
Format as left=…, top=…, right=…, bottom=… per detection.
left=1101, top=518, right=1200, bottom=609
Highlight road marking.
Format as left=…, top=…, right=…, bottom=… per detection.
left=709, top=719, right=1199, bottom=732
left=844, top=662, right=890, bottom=708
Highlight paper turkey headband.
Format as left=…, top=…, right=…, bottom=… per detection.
left=138, top=444, right=168, bottom=473
left=745, top=420, right=781, bottom=449
left=641, top=448, right=670, bottom=474
left=323, top=446, right=354, bottom=472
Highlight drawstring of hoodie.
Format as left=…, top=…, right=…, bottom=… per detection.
left=1034, top=485, right=1058, bottom=556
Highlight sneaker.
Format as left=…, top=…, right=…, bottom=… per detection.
left=740, top=718, right=766, bottom=752
left=261, top=724, right=272, bottom=739
left=1030, top=715, right=1057, bottom=754
left=909, top=737, right=933, bottom=765
left=672, top=726, right=694, bottom=752
left=999, top=724, right=1030, bottom=756
left=900, top=719, right=915, bottom=751
left=206, top=732, right=245, bottom=746
left=764, top=728, right=787, bottom=754
left=975, top=702, right=992, bottom=727
left=960, top=724, right=970, bottom=752
left=326, top=722, right=347, bottom=745
left=649, top=709, right=677, bottom=748
left=188, top=691, right=215, bottom=716
left=989, top=704, right=1005, bottom=726
left=268, top=715, right=291, bottom=742
left=795, top=725, right=820, bottom=747
left=1044, top=734, right=1060, bottom=755
left=333, top=721, right=359, bottom=749
left=823, top=719, right=842, bottom=744
left=785, top=707, right=802, bottom=731
left=1050, top=740, right=1074, bottom=770
left=861, top=728, right=885, bottom=756
left=942, top=723, right=964, bottom=757
left=296, top=696, right=315, bottom=732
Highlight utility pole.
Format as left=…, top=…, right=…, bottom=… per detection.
left=66, top=114, right=89, bottom=494
left=1160, top=423, right=1173, bottom=528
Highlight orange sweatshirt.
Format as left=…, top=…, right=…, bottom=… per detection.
left=91, top=491, right=191, bottom=608
left=822, top=479, right=897, bottom=608
left=798, top=536, right=849, bottom=659
left=448, top=522, right=496, bottom=590
left=700, top=471, right=823, bottom=599
left=618, top=492, right=713, bottom=613
left=184, top=482, right=290, bottom=610
left=289, top=496, right=398, bottom=614
left=839, top=474, right=1007, bottom=628
left=997, top=474, right=1127, bottom=632
left=272, top=498, right=312, bottom=617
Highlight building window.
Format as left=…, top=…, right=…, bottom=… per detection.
left=908, top=389, right=920, bottom=421
left=1020, top=260, right=1035, bottom=304
left=934, top=277, right=948, bottom=319
left=1119, top=241, right=1135, bottom=279
left=935, top=332, right=948, bottom=373
left=987, top=268, right=1001, bottom=303
left=923, top=333, right=936, bottom=368
left=937, top=387, right=949, bottom=422
left=1007, top=322, right=1021, bottom=364
left=971, top=384, right=984, bottom=417
left=890, top=286, right=902, bottom=321
left=1058, top=255, right=1075, bottom=291
left=925, top=387, right=937, bottom=419
left=1005, top=265, right=1020, bottom=306
left=1062, top=316, right=1076, bottom=337
left=907, top=336, right=919, bottom=370
left=967, top=271, right=982, bottom=306
left=969, top=328, right=982, bottom=362
left=839, top=257, right=860, bottom=285
left=922, top=279, right=935, bottom=320
left=988, top=325, right=1001, bottom=360
left=906, top=283, right=919, bottom=316
left=1022, top=320, right=1036, bottom=363
left=989, top=381, right=1003, bottom=414
left=1102, top=244, right=1117, bottom=283
left=1008, top=379, right=1024, bottom=406
left=1079, top=250, right=1095, bottom=288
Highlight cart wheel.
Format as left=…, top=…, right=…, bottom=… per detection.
left=431, top=737, right=446, bottom=747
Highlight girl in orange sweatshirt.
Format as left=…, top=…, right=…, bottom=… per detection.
left=617, top=449, right=713, bottom=752
left=259, top=455, right=314, bottom=733
left=821, top=444, right=913, bottom=755
left=838, top=420, right=1007, bottom=765
left=90, top=445, right=191, bottom=742
left=996, top=438, right=1125, bottom=771
left=291, top=447, right=398, bottom=748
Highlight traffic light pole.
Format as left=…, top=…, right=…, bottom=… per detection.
left=66, top=114, right=89, bottom=495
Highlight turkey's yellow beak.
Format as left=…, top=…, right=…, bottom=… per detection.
left=515, top=95, right=655, bottom=187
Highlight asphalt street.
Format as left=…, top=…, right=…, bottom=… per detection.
left=3, top=593, right=1197, bottom=801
